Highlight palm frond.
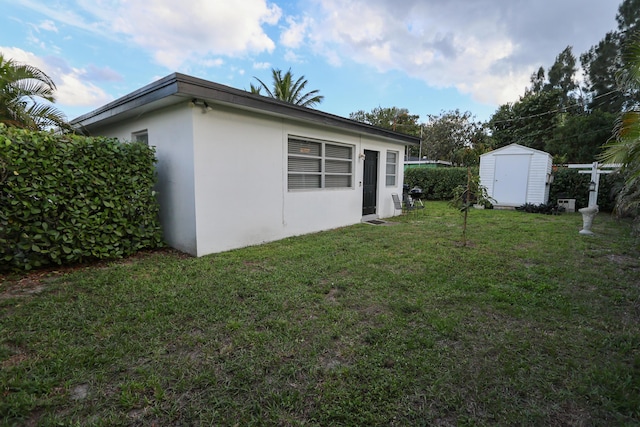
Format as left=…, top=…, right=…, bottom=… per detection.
left=253, top=76, right=275, bottom=98
left=0, top=53, right=67, bottom=130
left=26, top=103, right=69, bottom=130
left=600, top=33, right=640, bottom=229
left=251, top=67, right=323, bottom=108
left=249, top=83, right=263, bottom=95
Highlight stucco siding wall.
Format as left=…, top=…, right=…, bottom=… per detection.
left=191, top=106, right=286, bottom=255
left=91, top=101, right=409, bottom=257
left=91, top=105, right=198, bottom=255
left=190, top=105, right=406, bottom=256
left=282, top=122, right=404, bottom=236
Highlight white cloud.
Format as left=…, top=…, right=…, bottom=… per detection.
left=76, top=64, right=122, bottom=82
left=292, top=0, right=619, bottom=106
left=50, top=0, right=283, bottom=69
left=19, top=0, right=110, bottom=38
left=280, top=15, right=310, bottom=48
left=201, top=58, right=225, bottom=68
left=0, top=46, right=113, bottom=108
left=55, top=73, right=114, bottom=107
left=253, top=61, right=272, bottom=69
left=283, top=50, right=303, bottom=64
left=37, top=20, right=58, bottom=32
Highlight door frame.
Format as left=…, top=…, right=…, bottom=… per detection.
left=362, top=149, right=379, bottom=216
left=493, top=154, right=531, bottom=205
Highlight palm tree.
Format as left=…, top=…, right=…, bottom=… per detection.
left=252, top=68, right=324, bottom=108
left=600, top=32, right=640, bottom=231
left=0, top=54, right=68, bottom=130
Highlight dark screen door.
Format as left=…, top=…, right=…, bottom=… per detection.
left=362, top=150, right=378, bottom=215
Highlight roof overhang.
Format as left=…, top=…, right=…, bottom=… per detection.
left=71, top=73, right=420, bottom=147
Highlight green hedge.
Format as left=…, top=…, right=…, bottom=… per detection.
left=404, top=166, right=623, bottom=211
left=549, top=167, right=622, bottom=212
left=0, top=125, right=163, bottom=271
left=404, top=167, right=477, bottom=200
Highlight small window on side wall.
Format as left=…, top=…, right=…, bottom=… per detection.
left=386, top=151, right=398, bottom=186
left=132, top=130, right=148, bottom=145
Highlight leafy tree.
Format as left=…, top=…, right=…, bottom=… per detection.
left=529, top=66, right=546, bottom=94
left=490, top=46, right=581, bottom=158
left=0, top=54, right=68, bottom=130
left=581, top=32, right=625, bottom=113
left=251, top=68, right=324, bottom=108
left=349, top=106, right=420, bottom=133
left=546, top=46, right=579, bottom=104
left=349, top=106, right=421, bottom=156
left=581, top=0, right=640, bottom=113
left=422, top=110, right=487, bottom=165
left=487, top=103, right=516, bottom=148
left=488, top=90, right=563, bottom=152
left=616, top=0, right=640, bottom=36
left=547, top=110, right=617, bottom=163
left=600, top=31, right=640, bottom=233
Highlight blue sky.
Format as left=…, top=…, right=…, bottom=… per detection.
left=1, top=0, right=621, bottom=124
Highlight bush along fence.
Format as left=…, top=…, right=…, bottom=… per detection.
left=404, top=166, right=623, bottom=212
left=404, top=167, right=477, bottom=201
left=0, top=125, right=164, bottom=271
left=549, top=167, right=623, bottom=212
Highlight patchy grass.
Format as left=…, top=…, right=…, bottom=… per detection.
left=1, top=202, right=639, bottom=426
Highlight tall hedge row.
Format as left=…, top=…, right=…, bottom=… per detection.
left=0, top=125, right=163, bottom=271
left=404, top=167, right=477, bottom=200
left=404, top=166, right=623, bottom=211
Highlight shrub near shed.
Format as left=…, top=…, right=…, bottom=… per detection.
left=0, top=125, right=163, bottom=271
left=404, top=167, right=476, bottom=200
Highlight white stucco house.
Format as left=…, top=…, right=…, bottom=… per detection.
left=71, top=73, right=419, bottom=257
left=479, top=143, right=553, bottom=207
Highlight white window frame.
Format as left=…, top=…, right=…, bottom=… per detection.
left=287, top=136, right=354, bottom=191
left=386, top=151, right=398, bottom=187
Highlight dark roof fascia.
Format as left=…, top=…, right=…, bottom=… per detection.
left=71, top=73, right=419, bottom=146
left=70, top=73, right=180, bottom=128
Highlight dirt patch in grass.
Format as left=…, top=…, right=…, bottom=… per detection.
left=325, top=288, right=340, bottom=303
left=606, top=254, right=639, bottom=269
left=0, top=277, right=47, bottom=300
left=242, top=259, right=270, bottom=272
left=1, top=346, right=30, bottom=368
left=0, top=248, right=185, bottom=300
left=549, top=401, right=592, bottom=427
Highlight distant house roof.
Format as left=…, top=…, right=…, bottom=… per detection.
left=71, top=72, right=420, bottom=147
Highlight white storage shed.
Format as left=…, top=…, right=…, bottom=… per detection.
left=479, top=144, right=553, bottom=207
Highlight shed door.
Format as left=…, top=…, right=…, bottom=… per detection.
left=493, top=154, right=531, bottom=205
left=362, top=150, right=378, bottom=215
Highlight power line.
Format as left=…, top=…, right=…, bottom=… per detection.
left=489, top=90, right=619, bottom=125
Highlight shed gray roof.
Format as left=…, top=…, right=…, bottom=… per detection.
left=71, top=72, right=419, bottom=146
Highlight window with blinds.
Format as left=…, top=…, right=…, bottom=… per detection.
left=386, top=151, right=398, bottom=186
left=288, top=137, right=354, bottom=190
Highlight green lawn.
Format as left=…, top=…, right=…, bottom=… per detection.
left=1, top=202, right=639, bottom=426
